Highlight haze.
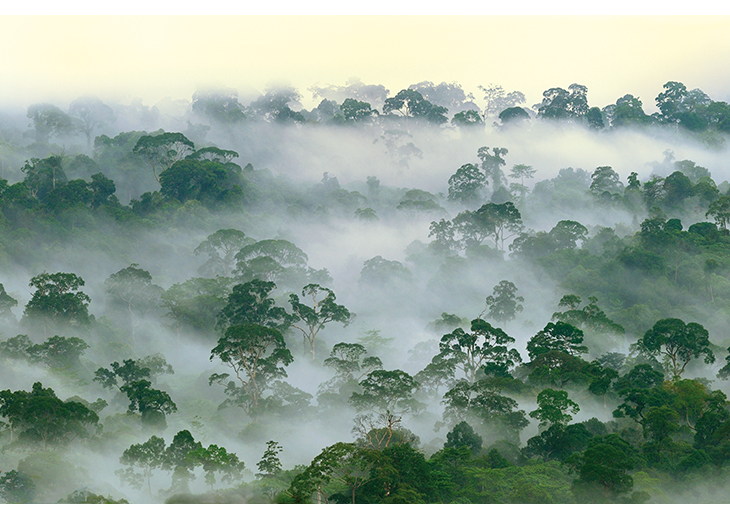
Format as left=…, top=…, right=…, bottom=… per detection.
left=1, top=16, right=730, bottom=110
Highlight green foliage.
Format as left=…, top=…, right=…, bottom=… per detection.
left=210, top=323, right=293, bottom=413
left=444, top=421, right=483, bottom=456
left=0, top=469, right=37, bottom=503
left=529, top=388, right=580, bottom=428
left=256, top=440, right=283, bottom=478
left=216, top=279, right=292, bottom=332
left=634, top=318, right=715, bottom=378
left=484, top=280, right=524, bottom=326
left=349, top=370, right=422, bottom=415
left=431, top=318, right=520, bottom=384
left=289, top=284, right=352, bottom=359
left=22, top=271, right=91, bottom=330
left=0, top=382, right=99, bottom=449
left=132, top=131, right=195, bottom=183
left=526, top=321, right=587, bottom=360
left=120, top=379, right=177, bottom=428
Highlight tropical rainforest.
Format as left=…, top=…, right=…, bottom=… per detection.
left=3, top=79, right=730, bottom=504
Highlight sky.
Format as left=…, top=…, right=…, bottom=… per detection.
left=1, top=14, right=730, bottom=113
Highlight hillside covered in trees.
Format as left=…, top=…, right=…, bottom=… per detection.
left=3, top=79, right=730, bottom=503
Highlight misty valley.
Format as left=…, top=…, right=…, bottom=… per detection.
left=4, top=79, right=730, bottom=504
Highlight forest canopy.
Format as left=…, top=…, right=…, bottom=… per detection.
left=2, top=78, right=730, bottom=504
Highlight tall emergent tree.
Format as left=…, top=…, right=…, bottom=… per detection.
left=428, top=318, right=521, bottom=384
left=289, top=284, right=352, bottom=359
left=633, top=318, right=715, bottom=379
left=69, top=95, right=115, bottom=148
left=210, top=323, right=294, bottom=412
left=447, top=163, right=487, bottom=205
left=105, top=264, right=163, bottom=344
left=483, top=280, right=524, bottom=328
left=132, top=131, right=195, bottom=183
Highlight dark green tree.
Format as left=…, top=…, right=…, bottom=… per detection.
left=22, top=272, right=91, bottom=332
left=569, top=437, right=638, bottom=503
left=120, top=379, right=177, bottom=428
left=0, top=382, right=98, bottom=449
left=633, top=318, right=714, bottom=379
left=341, top=98, right=377, bottom=123
left=526, top=321, right=587, bottom=360
left=21, top=155, right=66, bottom=200
left=188, top=443, right=245, bottom=490
left=451, top=110, right=484, bottom=127
left=163, top=430, right=202, bottom=494
left=26, top=335, right=89, bottom=369
left=382, top=89, right=448, bottom=125
left=216, top=279, right=293, bottom=332
left=349, top=370, right=422, bottom=415
left=529, top=388, right=580, bottom=429
left=256, top=440, right=283, bottom=478
left=431, top=318, right=520, bottom=384
left=444, top=421, right=483, bottom=456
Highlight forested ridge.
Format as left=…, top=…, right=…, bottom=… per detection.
left=3, top=79, right=730, bottom=503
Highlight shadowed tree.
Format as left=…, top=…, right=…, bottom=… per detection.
left=120, top=379, right=177, bottom=428
left=189, top=443, right=245, bottom=490
left=163, top=430, right=202, bottom=494
left=26, top=335, right=89, bottom=369
left=0, top=382, right=98, bottom=449
left=444, top=421, right=483, bottom=456
left=0, top=283, right=18, bottom=323
left=69, top=95, right=115, bottom=148
left=105, top=264, right=163, bottom=344
left=27, top=103, right=76, bottom=144
left=349, top=370, right=422, bottom=415
left=483, top=280, right=524, bottom=328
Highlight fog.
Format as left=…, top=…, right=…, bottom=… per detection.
left=3, top=79, right=730, bottom=504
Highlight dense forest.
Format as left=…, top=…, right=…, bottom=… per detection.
left=3, top=78, right=730, bottom=504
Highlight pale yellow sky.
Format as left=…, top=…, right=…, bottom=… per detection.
left=1, top=16, right=729, bottom=112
